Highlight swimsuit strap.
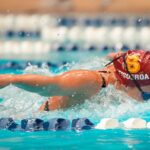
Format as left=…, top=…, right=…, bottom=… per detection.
left=101, top=76, right=107, bottom=88
left=98, top=71, right=109, bottom=88
left=44, top=100, right=50, bottom=111
left=98, top=70, right=111, bottom=74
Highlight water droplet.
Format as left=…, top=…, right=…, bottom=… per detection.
left=137, top=18, right=142, bottom=23
left=26, top=33, right=31, bottom=37
left=57, top=18, right=61, bottom=23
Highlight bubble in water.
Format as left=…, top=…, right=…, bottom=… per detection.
left=137, top=18, right=142, bottom=23
left=24, top=64, right=52, bottom=76
left=57, top=18, right=61, bottom=23
left=26, top=33, right=31, bottom=37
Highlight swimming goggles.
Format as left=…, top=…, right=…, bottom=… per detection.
left=105, top=54, right=150, bottom=101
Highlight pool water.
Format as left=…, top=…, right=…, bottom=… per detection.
left=0, top=51, right=150, bottom=149
left=0, top=129, right=150, bottom=150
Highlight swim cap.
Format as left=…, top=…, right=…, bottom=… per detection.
left=113, top=50, right=150, bottom=87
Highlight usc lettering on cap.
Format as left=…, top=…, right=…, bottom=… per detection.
left=126, top=54, right=141, bottom=74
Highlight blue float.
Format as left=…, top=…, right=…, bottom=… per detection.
left=5, top=30, right=15, bottom=38
left=72, top=118, right=94, bottom=131
left=0, top=118, right=18, bottom=131
left=0, top=117, right=95, bottom=132
left=43, top=118, right=70, bottom=131
left=21, top=118, right=44, bottom=132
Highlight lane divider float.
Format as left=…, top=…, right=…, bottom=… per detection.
left=0, top=117, right=149, bottom=132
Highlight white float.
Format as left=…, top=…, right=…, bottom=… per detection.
left=122, top=26, right=139, bottom=48
left=20, top=41, right=34, bottom=54
left=42, top=27, right=57, bottom=42
left=109, top=26, right=124, bottom=45
left=67, top=26, right=83, bottom=43
left=95, top=118, right=119, bottom=129
left=139, top=27, right=150, bottom=49
left=83, top=27, right=97, bottom=43
left=12, top=42, right=20, bottom=54
left=94, top=27, right=109, bottom=45
left=3, top=42, right=13, bottom=54
left=27, top=15, right=39, bottom=31
left=123, top=118, right=146, bottom=129
left=39, top=15, right=50, bottom=27
left=53, top=27, right=68, bottom=43
left=15, top=14, right=29, bottom=30
left=3, top=15, right=15, bottom=30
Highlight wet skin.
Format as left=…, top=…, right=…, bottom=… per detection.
left=0, top=52, right=149, bottom=111
left=0, top=70, right=105, bottom=110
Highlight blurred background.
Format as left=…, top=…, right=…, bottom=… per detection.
left=0, top=0, right=150, bottom=66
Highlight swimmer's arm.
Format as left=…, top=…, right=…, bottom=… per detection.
left=0, top=74, right=61, bottom=96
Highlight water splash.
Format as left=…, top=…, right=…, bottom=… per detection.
left=24, top=63, right=52, bottom=75
left=0, top=57, right=149, bottom=122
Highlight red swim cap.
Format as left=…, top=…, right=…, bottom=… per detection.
left=113, top=50, right=150, bottom=87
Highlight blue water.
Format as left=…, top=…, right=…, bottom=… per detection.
left=0, top=130, right=150, bottom=150
left=0, top=51, right=150, bottom=149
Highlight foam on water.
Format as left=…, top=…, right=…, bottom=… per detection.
left=0, top=57, right=150, bottom=123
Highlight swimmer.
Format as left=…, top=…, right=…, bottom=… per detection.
left=0, top=50, right=149, bottom=111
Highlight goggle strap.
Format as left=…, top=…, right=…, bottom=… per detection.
left=105, top=53, right=126, bottom=67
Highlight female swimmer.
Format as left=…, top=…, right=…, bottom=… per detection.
left=0, top=50, right=149, bottom=111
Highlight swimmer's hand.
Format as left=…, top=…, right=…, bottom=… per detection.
left=107, top=51, right=125, bottom=60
